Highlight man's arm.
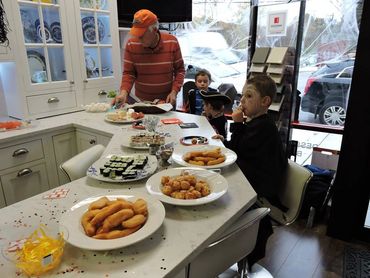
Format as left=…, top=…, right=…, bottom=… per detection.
left=118, top=42, right=136, bottom=104
left=171, top=37, right=185, bottom=94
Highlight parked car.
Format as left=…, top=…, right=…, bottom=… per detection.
left=301, top=59, right=354, bottom=126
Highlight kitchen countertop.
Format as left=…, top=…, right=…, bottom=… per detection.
left=0, top=110, right=257, bottom=277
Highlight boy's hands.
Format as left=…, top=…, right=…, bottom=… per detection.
left=212, top=134, right=224, bottom=141
left=232, top=107, right=244, bottom=122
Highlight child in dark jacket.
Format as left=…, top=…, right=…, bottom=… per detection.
left=199, top=90, right=231, bottom=139
left=213, top=74, right=287, bottom=268
left=186, top=69, right=217, bottom=115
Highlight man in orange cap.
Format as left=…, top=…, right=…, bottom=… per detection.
left=114, top=9, right=185, bottom=107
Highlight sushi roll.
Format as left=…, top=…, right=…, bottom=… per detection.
left=110, top=155, right=117, bottom=162
left=100, top=167, right=106, bottom=174
left=116, top=167, right=124, bottom=176
left=109, top=169, right=116, bottom=179
left=104, top=162, right=111, bottom=168
left=102, top=168, right=110, bottom=177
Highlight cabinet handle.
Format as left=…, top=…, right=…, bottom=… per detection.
left=89, top=139, right=96, bottom=144
left=98, top=90, right=107, bottom=96
left=83, top=79, right=88, bottom=83
left=12, top=148, right=29, bottom=157
left=48, top=97, right=60, bottom=103
left=70, top=80, right=75, bottom=85
left=17, top=168, right=33, bottom=177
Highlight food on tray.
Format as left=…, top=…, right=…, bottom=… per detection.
left=130, top=133, right=165, bottom=147
left=106, top=109, right=144, bottom=122
left=0, top=121, right=23, bottom=130
left=99, top=155, right=148, bottom=180
left=83, top=102, right=111, bottom=112
left=160, top=172, right=211, bottom=199
left=183, top=147, right=226, bottom=166
left=81, top=197, right=148, bottom=240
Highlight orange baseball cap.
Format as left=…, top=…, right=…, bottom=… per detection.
left=130, top=9, right=158, bottom=37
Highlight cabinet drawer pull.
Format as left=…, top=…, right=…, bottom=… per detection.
left=89, top=139, right=96, bottom=144
left=83, top=79, right=88, bottom=83
left=70, top=80, right=75, bottom=85
left=48, top=97, right=60, bottom=103
left=12, top=148, right=29, bottom=157
left=17, top=168, right=33, bottom=177
left=98, top=90, right=107, bottom=96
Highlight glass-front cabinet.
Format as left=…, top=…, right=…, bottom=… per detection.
left=0, top=0, right=120, bottom=119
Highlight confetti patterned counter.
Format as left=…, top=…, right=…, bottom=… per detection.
left=0, top=111, right=257, bottom=277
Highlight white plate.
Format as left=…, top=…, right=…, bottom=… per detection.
left=59, top=193, right=165, bottom=250
left=146, top=167, right=228, bottom=206
left=171, top=145, right=237, bottom=169
left=121, top=131, right=172, bottom=150
left=86, top=154, right=157, bottom=183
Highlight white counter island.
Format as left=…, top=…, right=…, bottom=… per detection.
left=0, top=111, right=256, bottom=277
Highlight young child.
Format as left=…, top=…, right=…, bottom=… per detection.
left=213, top=74, right=287, bottom=268
left=186, top=69, right=217, bottom=115
left=200, top=90, right=231, bottom=139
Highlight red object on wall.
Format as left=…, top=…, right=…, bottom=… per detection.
left=274, top=17, right=279, bottom=24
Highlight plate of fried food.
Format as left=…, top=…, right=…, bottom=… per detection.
left=105, top=109, right=145, bottom=124
left=59, top=193, right=165, bottom=250
left=171, top=145, right=237, bottom=169
left=146, top=167, right=228, bottom=206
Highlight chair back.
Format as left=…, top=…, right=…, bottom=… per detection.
left=60, top=144, right=105, bottom=182
left=186, top=207, right=270, bottom=278
left=218, top=83, right=238, bottom=114
left=257, top=159, right=313, bottom=225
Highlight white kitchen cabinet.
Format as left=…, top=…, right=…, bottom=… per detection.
left=76, top=128, right=111, bottom=152
left=0, top=162, right=50, bottom=205
left=0, top=181, right=6, bottom=209
left=52, top=131, right=78, bottom=185
left=0, top=0, right=120, bottom=119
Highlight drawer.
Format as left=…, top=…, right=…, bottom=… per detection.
left=1, top=163, right=50, bottom=205
left=27, top=91, right=77, bottom=115
left=0, top=139, right=44, bottom=170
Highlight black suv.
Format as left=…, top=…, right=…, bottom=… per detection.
left=301, top=59, right=354, bottom=126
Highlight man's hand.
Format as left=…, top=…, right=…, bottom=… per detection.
left=166, top=91, right=177, bottom=106
left=112, top=90, right=128, bottom=108
left=232, top=107, right=244, bottom=123
left=212, top=134, right=225, bottom=142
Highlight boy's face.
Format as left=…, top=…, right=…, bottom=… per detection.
left=240, top=84, right=269, bottom=118
left=195, top=74, right=210, bottom=91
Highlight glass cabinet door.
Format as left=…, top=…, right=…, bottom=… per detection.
left=18, top=0, right=70, bottom=86
left=79, top=0, right=114, bottom=81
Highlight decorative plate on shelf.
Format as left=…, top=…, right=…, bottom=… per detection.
left=27, top=50, right=47, bottom=83
left=50, top=22, right=62, bottom=43
left=146, top=167, right=228, bottom=206
left=81, top=16, right=105, bottom=44
left=35, top=19, right=52, bottom=43
left=86, top=154, right=157, bottom=183
left=59, top=193, right=165, bottom=250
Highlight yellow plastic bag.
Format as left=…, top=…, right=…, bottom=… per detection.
left=16, top=226, right=64, bottom=276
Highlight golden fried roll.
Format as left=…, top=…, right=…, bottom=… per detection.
left=81, top=209, right=100, bottom=236
left=180, top=180, right=191, bottom=190
left=161, top=176, right=170, bottom=185
left=207, top=155, right=226, bottom=165
left=90, top=202, right=123, bottom=226
left=132, top=199, right=148, bottom=216
left=88, top=197, right=109, bottom=210
left=101, top=209, right=134, bottom=233
left=188, top=160, right=205, bottom=166
left=122, top=214, right=147, bottom=229
left=93, top=226, right=141, bottom=240
left=193, top=156, right=217, bottom=163
left=201, top=185, right=211, bottom=196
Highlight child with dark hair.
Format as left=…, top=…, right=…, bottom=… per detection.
left=186, top=69, right=217, bottom=115
left=213, top=74, right=288, bottom=270
left=200, top=90, right=231, bottom=139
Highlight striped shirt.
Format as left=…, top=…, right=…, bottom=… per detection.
left=120, top=32, right=185, bottom=101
